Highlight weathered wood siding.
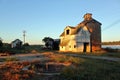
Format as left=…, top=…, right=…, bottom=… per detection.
left=86, top=21, right=101, bottom=52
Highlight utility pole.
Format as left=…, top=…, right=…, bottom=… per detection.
left=23, top=30, right=26, bottom=45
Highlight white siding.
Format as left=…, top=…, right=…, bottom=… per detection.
left=76, top=26, right=90, bottom=43
left=60, top=26, right=91, bottom=52
left=76, top=42, right=84, bottom=52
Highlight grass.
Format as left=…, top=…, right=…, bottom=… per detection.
left=58, top=51, right=120, bottom=58
left=42, top=52, right=120, bottom=80
left=0, top=45, right=43, bottom=54
left=24, top=45, right=43, bottom=53
left=60, top=58, right=120, bottom=80
left=5, top=57, right=19, bottom=62
left=45, top=54, right=85, bottom=64
left=0, top=52, right=120, bottom=80
left=0, top=57, right=19, bottom=62
left=100, top=52, right=120, bottom=58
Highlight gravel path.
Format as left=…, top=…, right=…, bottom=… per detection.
left=65, top=54, right=120, bottom=62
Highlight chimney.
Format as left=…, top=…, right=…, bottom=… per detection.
left=83, top=13, right=92, bottom=20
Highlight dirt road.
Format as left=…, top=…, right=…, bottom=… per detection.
left=0, top=52, right=120, bottom=65
left=0, top=53, right=48, bottom=64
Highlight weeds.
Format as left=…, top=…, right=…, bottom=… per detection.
left=5, top=57, right=19, bottom=62
left=59, top=58, right=120, bottom=80
left=49, top=54, right=85, bottom=64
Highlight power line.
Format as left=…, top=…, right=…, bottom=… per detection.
left=102, top=19, right=120, bottom=31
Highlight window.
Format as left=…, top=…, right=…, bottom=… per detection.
left=66, top=29, right=70, bottom=35
left=74, top=45, right=76, bottom=48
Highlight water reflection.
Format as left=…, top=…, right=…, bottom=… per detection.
left=102, top=45, right=120, bottom=49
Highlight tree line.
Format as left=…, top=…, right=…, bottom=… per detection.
left=102, top=41, right=120, bottom=45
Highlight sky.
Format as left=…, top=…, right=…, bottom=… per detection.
left=0, top=0, right=120, bottom=45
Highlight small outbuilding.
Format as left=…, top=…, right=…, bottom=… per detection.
left=11, top=39, right=22, bottom=48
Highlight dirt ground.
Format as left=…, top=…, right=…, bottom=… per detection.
left=0, top=52, right=71, bottom=80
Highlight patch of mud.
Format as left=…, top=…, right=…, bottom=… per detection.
left=22, top=61, right=71, bottom=80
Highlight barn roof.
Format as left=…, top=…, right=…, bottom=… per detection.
left=77, top=19, right=102, bottom=26
left=60, top=26, right=76, bottom=36
left=60, top=18, right=101, bottom=37
left=11, top=39, right=22, bottom=43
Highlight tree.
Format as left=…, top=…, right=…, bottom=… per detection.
left=23, top=43, right=29, bottom=46
left=0, top=37, right=3, bottom=47
left=42, top=37, right=54, bottom=49
left=53, top=40, right=60, bottom=50
left=42, top=37, right=54, bottom=43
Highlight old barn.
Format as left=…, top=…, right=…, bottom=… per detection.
left=59, top=13, right=102, bottom=52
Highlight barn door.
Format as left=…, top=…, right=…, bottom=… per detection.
left=83, top=43, right=89, bottom=52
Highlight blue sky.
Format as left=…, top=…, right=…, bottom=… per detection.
left=0, top=0, right=120, bottom=44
